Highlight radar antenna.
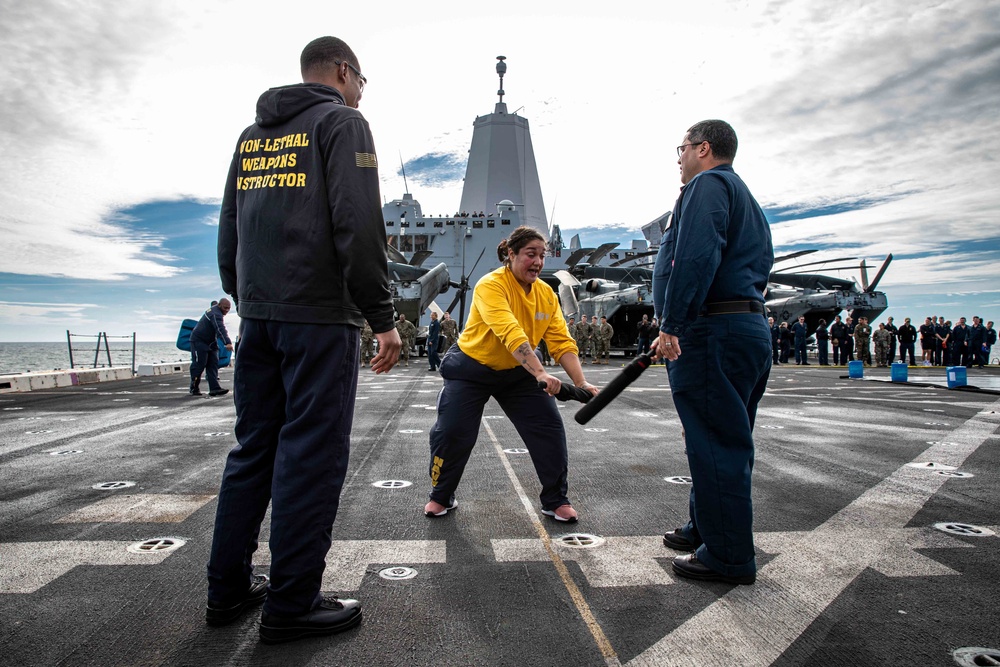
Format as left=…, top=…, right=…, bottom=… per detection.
left=496, top=55, right=507, bottom=104
left=399, top=152, right=410, bottom=197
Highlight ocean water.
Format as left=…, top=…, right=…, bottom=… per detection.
left=0, top=341, right=189, bottom=375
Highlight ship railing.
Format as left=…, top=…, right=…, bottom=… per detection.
left=66, top=330, right=137, bottom=375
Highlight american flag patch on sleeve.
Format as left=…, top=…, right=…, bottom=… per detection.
left=355, top=152, right=378, bottom=168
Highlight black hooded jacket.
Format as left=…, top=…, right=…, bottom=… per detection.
left=218, top=83, right=394, bottom=333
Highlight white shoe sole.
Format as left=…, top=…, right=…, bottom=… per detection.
left=541, top=508, right=578, bottom=523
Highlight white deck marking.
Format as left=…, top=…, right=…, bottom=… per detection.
left=493, top=535, right=676, bottom=587
left=627, top=397, right=1000, bottom=667
left=254, top=540, right=446, bottom=591
left=484, top=420, right=622, bottom=667
left=54, top=494, right=216, bottom=523
left=0, top=541, right=174, bottom=593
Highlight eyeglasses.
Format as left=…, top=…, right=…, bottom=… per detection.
left=676, top=140, right=709, bottom=158
left=335, top=60, right=367, bottom=91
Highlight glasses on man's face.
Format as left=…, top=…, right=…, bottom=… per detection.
left=334, top=60, right=367, bottom=91
left=676, top=141, right=706, bottom=158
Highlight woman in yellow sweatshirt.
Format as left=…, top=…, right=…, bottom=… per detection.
left=424, top=226, right=598, bottom=522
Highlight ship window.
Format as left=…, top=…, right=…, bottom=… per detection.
left=625, top=251, right=635, bottom=257
left=460, top=220, right=467, bottom=225
left=609, top=252, right=618, bottom=259
left=413, top=235, right=429, bottom=252
left=433, top=220, right=443, bottom=228
left=388, top=234, right=410, bottom=251
left=446, top=220, right=455, bottom=226
left=473, top=220, right=483, bottom=228
left=386, top=220, right=394, bottom=227
left=416, top=221, right=425, bottom=227
left=487, top=220, right=495, bottom=228
left=400, top=221, right=409, bottom=228
left=501, top=219, right=511, bottom=225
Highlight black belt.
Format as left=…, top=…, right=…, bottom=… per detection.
left=699, top=300, right=766, bottom=316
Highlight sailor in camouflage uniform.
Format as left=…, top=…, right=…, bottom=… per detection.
left=395, top=313, right=416, bottom=367
left=595, top=315, right=614, bottom=364
left=440, top=312, right=459, bottom=354
left=854, top=316, right=872, bottom=366
left=872, top=322, right=892, bottom=367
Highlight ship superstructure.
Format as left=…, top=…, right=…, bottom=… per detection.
left=382, top=57, right=547, bottom=328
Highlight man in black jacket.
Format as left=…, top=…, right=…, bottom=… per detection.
left=897, top=317, right=917, bottom=365
left=830, top=315, right=846, bottom=365
left=207, top=36, right=401, bottom=643
left=189, top=299, right=233, bottom=396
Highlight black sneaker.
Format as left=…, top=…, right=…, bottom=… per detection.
left=209, top=388, right=230, bottom=397
left=206, top=574, right=269, bottom=626
left=259, top=596, right=362, bottom=644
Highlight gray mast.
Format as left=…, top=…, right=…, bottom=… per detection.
left=458, top=56, right=548, bottom=237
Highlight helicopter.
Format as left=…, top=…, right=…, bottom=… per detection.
left=542, top=228, right=658, bottom=356
left=543, top=214, right=894, bottom=350
left=764, top=250, right=893, bottom=330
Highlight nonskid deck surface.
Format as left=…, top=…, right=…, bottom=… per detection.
left=1, top=362, right=998, bottom=666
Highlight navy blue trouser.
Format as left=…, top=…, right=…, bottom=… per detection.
left=794, top=340, right=807, bottom=364
left=817, top=340, right=829, bottom=364
left=667, top=313, right=771, bottom=578
left=207, top=318, right=359, bottom=616
left=190, top=341, right=221, bottom=392
left=427, top=337, right=441, bottom=370
left=427, top=347, right=570, bottom=510
left=899, top=342, right=915, bottom=364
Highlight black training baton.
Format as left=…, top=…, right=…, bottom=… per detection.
left=538, top=381, right=594, bottom=404
left=574, top=353, right=654, bottom=425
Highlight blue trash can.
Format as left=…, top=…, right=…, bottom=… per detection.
left=947, top=366, right=967, bottom=388
left=848, top=360, right=864, bottom=378
left=891, top=362, right=908, bottom=383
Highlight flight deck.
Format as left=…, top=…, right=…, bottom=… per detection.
left=1, top=361, right=998, bottom=666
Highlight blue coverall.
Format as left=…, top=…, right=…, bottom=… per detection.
left=652, top=163, right=773, bottom=580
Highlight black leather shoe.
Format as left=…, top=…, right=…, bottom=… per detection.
left=662, top=528, right=698, bottom=552
left=189, top=389, right=202, bottom=396
left=206, top=574, right=269, bottom=626
left=209, top=388, right=230, bottom=397
left=671, top=554, right=755, bottom=585
left=259, top=596, right=362, bottom=644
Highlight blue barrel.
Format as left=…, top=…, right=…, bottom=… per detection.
left=947, top=366, right=967, bottom=388
left=890, top=362, right=908, bottom=383
left=848, top=360, right=864, bottom=378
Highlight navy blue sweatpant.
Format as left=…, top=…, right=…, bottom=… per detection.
left=667, top=313, right=771, bottom=579
left=190, top=342, right=221, bottom=392
left=207, top=318, right=359, bottom=616
left=427, top=347, right=570, bottom=511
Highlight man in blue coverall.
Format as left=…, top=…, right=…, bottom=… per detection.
left=651, top=119, right=773, bottom=585
left=427, top=311, right=441, bottom=371
left=791, top=315, right=810, bottom=365
left=189, top=298, right=234, bottom=396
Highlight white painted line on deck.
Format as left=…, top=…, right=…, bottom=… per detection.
left=484, top=419, right=622, bottom=667
left=54, top=494, right=216, bottom=523
left=254, top=540, right=446, bottom=591
left=0, top=540, right=176, bottom=593
left=627, top=395, right=1000, bottom=667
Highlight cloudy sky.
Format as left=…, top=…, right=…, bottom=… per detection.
left=1, top=0, right=998, bottom=342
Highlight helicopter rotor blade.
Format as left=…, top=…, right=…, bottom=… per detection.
left=860, top=259, right=869, bottom=291
left=781, top=256, right=858, bottom=271
left=772, top=249, right=818, bottom=264
left=866, top=254, right=893, bottom=292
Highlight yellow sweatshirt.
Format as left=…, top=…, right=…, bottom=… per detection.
left=457, top=266, right=578, bottom=370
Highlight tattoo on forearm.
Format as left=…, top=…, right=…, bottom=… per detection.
left=516, top=342, right=533, bottom=364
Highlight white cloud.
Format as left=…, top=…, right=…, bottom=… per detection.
left=0, top=0, right=996, bottom=305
